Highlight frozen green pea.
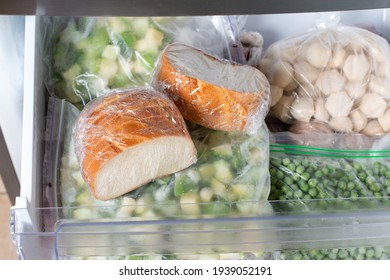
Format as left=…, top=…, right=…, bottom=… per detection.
left=276, top=170, right=285, bottom=179
left=314, top=170, right=323, bottom=179
left=337, top=249, right=349, bottom=259
left=355, top=254, right=365, bottom=260
left=366, top=248, right=375, bottom=258
left=302, top=159, right=309, bottom=167
left=374, top=192, right=382, bottom=197
left=295, top=165, right=305, bottom=174
left=276, top=180, right=284, bottom=188
left=347, top=182, right=355, bottom=191
left=357, top=172, right=367, bottom=182
left=286, top=191, right=294, bottom=199
left=366, top=175, right=376, bottom=184
left=321, top=167, right=330, bottom=176
left=370, top=183, right=381, bottom=192
left=350, top=191, right=359, bottom=199
left=291, top=252, right=303, bottom=260
left=271, top=158, right=282, bottom=166
left=353, top=162, right=362, bottom=171
left=282, top=158, right=291, bottom=166
left=301, top=172, right=310, bottom=181
left=338, top=181, right=347, bottom=190
left=284, top=176, right=294, bottom=185
left=300, top=180, right=310, bottom=191
left=287, top=163, right=296, bottom=172
left=292, top=173, right=301, bottom=181
left=374, top=248, right=383, bottom=259
left=308, top=188, right=318, bottom=197
left=295, top=189, right=303, bottom=199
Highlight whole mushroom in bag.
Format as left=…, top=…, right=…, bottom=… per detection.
left=259, top=25, right=390, bottom=136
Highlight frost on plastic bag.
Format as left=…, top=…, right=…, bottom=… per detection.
left=73, top=88, right=196, bottom=201
left=268, top=132, right=390, bottom=213
left=45, top=16, right=174, bottom=109
left=258, top=22, right=390, bottom=136
left=60, top=115, right=270, bottom=219
left=152, top=43, right=270, bottom=134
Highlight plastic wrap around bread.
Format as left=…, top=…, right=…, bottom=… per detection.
left=73, top=88, right=197, bottom=200
left=152, top=43, right=270, bottom=134
left=259, top=25, right=390, bottom=136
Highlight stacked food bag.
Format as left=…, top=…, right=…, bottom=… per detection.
left=43, top=16, right=273, bottom=259
left=250, top=15, right=390, bottom=260
left=43, top=14, right=390, bottom=260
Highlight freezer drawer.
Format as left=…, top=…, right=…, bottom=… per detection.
left=11, top=11, right=390, bottom=260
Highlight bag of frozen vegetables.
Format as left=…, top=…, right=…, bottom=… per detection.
left=44, top=16, right=249, bottom=110
left=268, top=131, right=390, bottom=259
left=43, top=96, right=271, bottom=220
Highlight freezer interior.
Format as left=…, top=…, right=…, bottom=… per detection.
left=10, top=9, right=390, bottom=260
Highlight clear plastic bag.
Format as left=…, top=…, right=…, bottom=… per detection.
left=267, top=131, right=390, bottom=260
left=152, top=43, right=270, bottom=134
left=72, top=87, right=197, bottom=201
left=269, top=132, right=390, bottom=210
left=44, top=16, right=248, bottom=110
left=43, top=97, right=271, bottom=219
left=44, top=16, right=176, bottom=109
left=154, top=15, right=248, bottom=63
left=258, top=18, right=390, bottom=136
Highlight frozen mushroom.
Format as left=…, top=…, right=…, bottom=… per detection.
left=369, top=76, right=390, bottom=99
left=270, top=94, right=295, bottom=123
left=328, top=116, right=353, bottom=133
left=306, top=38, right=331, bottom=68
left=313, top=98, right=330, bottom=122
left=298, top=84, right=321, bottom=99
left=270, top=61, right=294, bottom=88
left=269, top=85, right=283, bottom=107
left=328, top=44, right=347, bottom=68
left=342, top=53, right=370, bottom=81
left=362, top=120, right=385, bottom=136
left=258, top=58, right=273, bottom=74
left=345, top=81, right=367, bottom=100
left=325, top=91, right=353, bottom=118
left=378, top=108, right=390, bottom=132
left=359, top=93, right=387, bottom=119
left=293, top=60, right=320, bottom=85
left=284, top=80, right=298, bottom=92
left=349, top=109, right=368, bottom=132
left=290, top=97, right=315, bottom=122
left=315, top=69, right=346, bottom=96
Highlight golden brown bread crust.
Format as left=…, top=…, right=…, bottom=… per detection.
left=73, top=88, right=192, bottom=197
left=156, top=44, right=268, bottom=132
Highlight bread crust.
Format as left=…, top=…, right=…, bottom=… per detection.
left=155, top=43, right=270, bottom=133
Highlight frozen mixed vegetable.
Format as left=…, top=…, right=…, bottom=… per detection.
left=48, top=17, right=172, bottom=108
left=60, top=121, right=270, bottom=219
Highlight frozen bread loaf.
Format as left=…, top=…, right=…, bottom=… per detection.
left=73, top=88, right=196, bottom=200
left=153, top=43, right=270, bottom=134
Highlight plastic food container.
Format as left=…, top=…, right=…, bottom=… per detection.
left=11, top=11, right=390, bottom=260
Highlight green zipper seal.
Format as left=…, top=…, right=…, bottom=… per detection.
left=270, top=144, right=390, bottom=159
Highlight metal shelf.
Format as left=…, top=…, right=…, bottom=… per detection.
left=1, top=0, right=390, bottom=16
